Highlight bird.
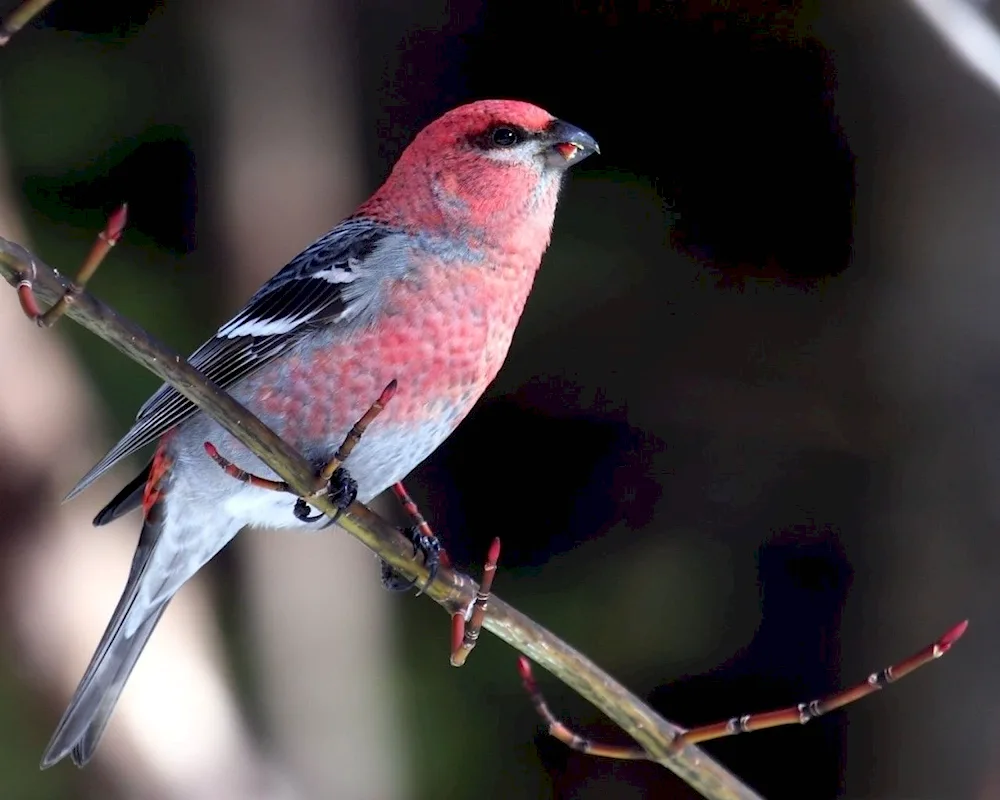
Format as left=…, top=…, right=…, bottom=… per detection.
left=40, top=99, right=599, bottom=768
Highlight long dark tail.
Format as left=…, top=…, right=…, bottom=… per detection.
left=40, top=520, right=168, bottom=768
left=91, top=460, right=151, bottom=526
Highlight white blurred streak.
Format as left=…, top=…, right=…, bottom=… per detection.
left=195, top=0, right=405, bottom=797
left=11, top=506, right=293, bottom=800
left=909, top=0, right=1000, bottom=95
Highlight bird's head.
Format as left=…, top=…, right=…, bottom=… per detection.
left=425, top=99, right=600, bottom=173
left=361, top=100, right=599, bottom=246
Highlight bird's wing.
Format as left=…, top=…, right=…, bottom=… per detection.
left=66, top=217, right=410, bottom=501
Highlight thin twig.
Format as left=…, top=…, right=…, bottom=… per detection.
left=450, top=537, right=501, bottom=667
left=18, top=204, right=127, bottom=327
left=0, top=236, right=764, bottom=800
left=203, top=441, right=290, bottom=492
left=0, top=0, right=55, bottom=45
left=518, top=620, right=969, bottom=760
left=518, top=655, right=649, bottom=760
left=677, top=619, right=968, bottom=746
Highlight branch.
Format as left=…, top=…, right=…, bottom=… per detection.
left=0, top=236, right=764, bottom=800
left=0, top=0, right=55, bottom=45
left=518, top=619, right=968, bottom=759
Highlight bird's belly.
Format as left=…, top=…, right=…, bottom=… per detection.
left=170, top=405, right=466, bottom=531
left=238, top=418, right=462, bottom=526
left=170, top=339, right=492, bottom=527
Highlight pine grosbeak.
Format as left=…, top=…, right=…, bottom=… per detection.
left=41, top=99, right=598, bottom=768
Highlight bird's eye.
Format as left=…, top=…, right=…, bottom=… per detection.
left=490, top=126, right=521, bottom=147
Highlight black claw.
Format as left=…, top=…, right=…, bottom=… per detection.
left=377, top=526, right=442, bottom=594
left=406, top=525, right=441, bottom=595
left=294, top=498, right=323, bottom=522
left=380, top=559, right=417, bottom=592
left=327, top=467, right=359, bottom=510
left=295, top=466, right=358, bottom=527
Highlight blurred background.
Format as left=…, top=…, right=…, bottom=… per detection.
left=0, top=0, right=995, bottom=797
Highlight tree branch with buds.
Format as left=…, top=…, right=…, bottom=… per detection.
left=0, top=222, right=770, bottom=800
left=518, top=619, right=968, bottom=760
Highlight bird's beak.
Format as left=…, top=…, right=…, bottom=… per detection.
left=543, top=119, right=600, bottom=167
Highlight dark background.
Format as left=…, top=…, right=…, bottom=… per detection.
left=0, top=1, right=991, bottom=799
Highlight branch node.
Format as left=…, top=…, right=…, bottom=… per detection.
left=17, top=203, right=128, bottom=328
left=518, top=621, right=968, bottom=759
left=674, top=619, right=969, bottom=748
left=450, top=537, right=501, bottom=667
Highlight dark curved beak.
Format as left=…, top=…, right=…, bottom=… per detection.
left=544, top=119, right=600, bottom=167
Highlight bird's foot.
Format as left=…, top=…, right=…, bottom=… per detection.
left=379, top=524, right=443, bottom=593
left=380, top=481, right=450, bottom=594
left=381, top=480, right=502, bottom=666
left=294, top=466, right=358, bottom=526
left=380, top=559, right=415, bottom=592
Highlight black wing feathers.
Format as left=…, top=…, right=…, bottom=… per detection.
left=65, top=218, right=398, bottom=502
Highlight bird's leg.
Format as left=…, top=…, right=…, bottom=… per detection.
left=205, top=380, right=396, bottom=525
left=381, top=481, right=451, bottom=594
left=17, top=204, right=128, bottom=328
left=516, top=619, right=969, bottom=761
left=294, top=379, right=397, bottom=525
left=382, top=486, right=500, bottom=665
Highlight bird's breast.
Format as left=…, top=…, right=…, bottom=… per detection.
left=252, top=257, right=537, bottom=451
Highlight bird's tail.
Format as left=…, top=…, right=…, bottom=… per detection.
left=40, top=515, right=170, bottom=769
left=42, top=440, right=177, bottom=769
left=42, top=437, right=242, bottom=769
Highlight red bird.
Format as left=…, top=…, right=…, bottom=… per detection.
left=41, top=99, right=598, bottom=768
